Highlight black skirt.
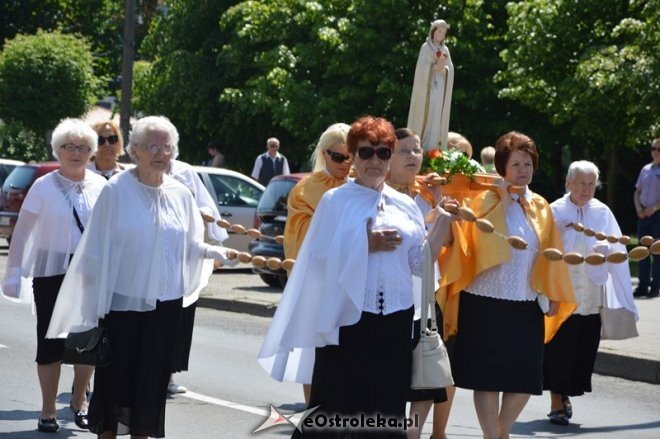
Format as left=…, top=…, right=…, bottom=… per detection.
left=88, top=298, right=183, bottom=437
left=543, top=313, right=601, bottom=396
left=451, top=292, right=544, bottom=395
left=296, top=307, right=414, bottom=438
left=33, top=274, right=66, bottom=364
left=171, top=301, right=197, bottom=373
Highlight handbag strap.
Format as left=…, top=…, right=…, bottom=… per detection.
left=72, top=207, right=84, bottom=234
left=421, top=240, right=438, bottom=333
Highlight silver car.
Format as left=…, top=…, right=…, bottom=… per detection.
left=194, top=166, right=264, bottom=252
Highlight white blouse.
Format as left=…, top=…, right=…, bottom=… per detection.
left=567, top=228, right=602, bottom=315
left=0, top=170, right=106, bottom=303
left=46, top=171, right=218, bottom=337
left=363, top=193, right=425, bottom=315
left=467, top=193, right=539, bottom=301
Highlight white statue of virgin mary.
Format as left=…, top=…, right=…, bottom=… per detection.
left=407, top=19, right=454, bottom=151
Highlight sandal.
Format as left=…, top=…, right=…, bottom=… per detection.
left=561, top=395, right=573, bottom=419
left=547, top=409, right=569, bottom=426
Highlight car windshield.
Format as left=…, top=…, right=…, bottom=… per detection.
left=257, top=179, right=297, bottom=215
left=205, top=173, right=261, bottom=207
left=2, top=166, right=36, bottom=191
left=0, top=164, right=19, bottom=187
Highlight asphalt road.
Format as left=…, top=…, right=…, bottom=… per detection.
left=1, top=246, right=659, bottom=438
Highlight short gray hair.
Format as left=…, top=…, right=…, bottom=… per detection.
left=51, top=118, right=98, bottom=160
left=126, top=115, right=180, bottom=160
left=566, top=160, right=600, bottom=185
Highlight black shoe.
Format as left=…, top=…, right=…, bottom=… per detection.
left=37, top=417, right=59, bottom=432
left=70, top=403, right=89, bottom=429
left=648, top=288, right=659, bottom=298
left=633, top=287, right=648, bottom=297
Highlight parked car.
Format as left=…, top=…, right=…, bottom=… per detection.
left=194, top=166, right=265, bottom=253
left=0, top=159, right=25, bottom=187
left=0, top=162, right=60, bottom=243
left=249, top=173, right=308, bottom=288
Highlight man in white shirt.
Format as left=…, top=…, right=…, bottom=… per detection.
left=251, top=137, right=290, bottom=185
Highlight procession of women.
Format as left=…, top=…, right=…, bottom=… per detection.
left=0, top=15, right=649, bottom=439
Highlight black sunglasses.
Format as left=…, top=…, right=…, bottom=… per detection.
left=98, top=135, right=119, bottom=146
left=325, top=149, right=351, bottom=164
left=357, top=146, right=392, bottom=161
left=652, top=147, right=660, bottom=152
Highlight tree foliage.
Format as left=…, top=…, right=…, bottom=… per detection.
left=497, top=0, right=660, bottom=212
left=0, top=30, right=100, bottom=135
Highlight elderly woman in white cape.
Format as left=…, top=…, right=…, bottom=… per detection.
left=544, top=160, right=638, bottom=426
left=167, top=158, right=229, bottom=394
left=258, top=116, right=455, bottom=438
left=407, top=19, right=454, bottom=151
left=46, top=116, right=237, bottom=439
left=0, top=118, right=106, bottom=433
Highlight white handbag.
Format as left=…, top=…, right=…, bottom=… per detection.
left=411, top=241, right=454, bottom=389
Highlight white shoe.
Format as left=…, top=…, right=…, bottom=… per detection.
left=167, top=382, right=187, bottom=394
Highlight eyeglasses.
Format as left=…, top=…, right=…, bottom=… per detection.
left=396, top=147, right=424, bottom=156
left=325, top=149, right=351, bottom=164
left=98, top=135, right=119, bottom=146
left=652, top=147, right=660, bottom=152
left=142, top=144, right=173, bottom=154
left=60, top=144, right=92, bottom=153
left=357, top=146, right=392, bottom=161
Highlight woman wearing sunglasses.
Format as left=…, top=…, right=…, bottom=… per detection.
left=282, top=122, right=351, bottom=404
left=259, top=116, right=456, bottom=437
left=89, top=121, right=127, bottom=179
left=1, top=118, right=107, bottom=433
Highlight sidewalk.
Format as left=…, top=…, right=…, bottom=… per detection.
left=198, top=271, right=660, bottom=385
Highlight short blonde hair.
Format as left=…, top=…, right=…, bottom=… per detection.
left=447, top=132, right=473, bottom=158
left=91, top=120, right=124, bottom=158
left=310, top=123, right=350, bottom=172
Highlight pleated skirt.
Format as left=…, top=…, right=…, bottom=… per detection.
left=451, top=292, right=544, bottom=394
left=171, top=301, right=197, bottom=373
left=295, top=307, right=414, bottom=438
left=543, top=313, right=601, bottom=396
left=33, top=274, right=66, bottom=364
left=88, top=298, right=182, bottom=437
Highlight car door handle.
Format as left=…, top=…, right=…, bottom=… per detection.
left=220, top=212, right=233, bottom=217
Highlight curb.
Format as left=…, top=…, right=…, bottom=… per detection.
left=197, top=296, right=277, bottom=318
left=594, top=351, right=660, bottom=384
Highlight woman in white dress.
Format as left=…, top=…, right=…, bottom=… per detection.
left=46, top=116, right=238, bottom=439
left=544, top=160, right=638, bottom=425
left=1, top=118, right=106, bottom=433
left=407, top=19, right=454, bottom=151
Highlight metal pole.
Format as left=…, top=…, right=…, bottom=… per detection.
left=120, top=0, right=136, bottom=142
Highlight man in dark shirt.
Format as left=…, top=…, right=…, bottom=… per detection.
left=251, top=137, right=290, bottom=185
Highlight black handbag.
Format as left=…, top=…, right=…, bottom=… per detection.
left=62, top=327, right=112, bottom=367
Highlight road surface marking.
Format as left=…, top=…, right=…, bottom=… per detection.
left=183, top=390, right=269, bottom=417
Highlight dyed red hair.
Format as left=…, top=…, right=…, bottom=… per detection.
left=346, top=116, right=396, bottom=154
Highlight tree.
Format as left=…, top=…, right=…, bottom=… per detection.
left=0, top=30, right=101, bottom=143
left=497, top=0, right=660, bottom=212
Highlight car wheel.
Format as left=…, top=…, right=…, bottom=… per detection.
left=259, top=273, right=281, bottom=288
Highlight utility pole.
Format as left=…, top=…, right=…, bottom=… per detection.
left=120, top=0, right=136, bottom=141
